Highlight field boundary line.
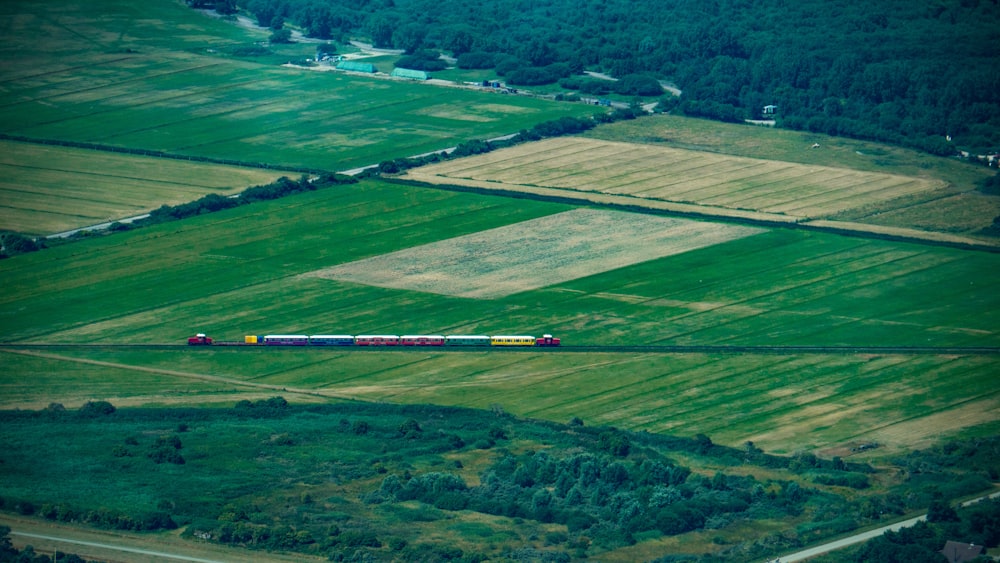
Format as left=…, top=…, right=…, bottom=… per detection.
left=394, top=174, right=1000, bottom=253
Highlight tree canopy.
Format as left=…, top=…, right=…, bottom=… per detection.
left=231, top=0, right=1000, bottom=156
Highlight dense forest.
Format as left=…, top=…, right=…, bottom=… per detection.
left=190, top=0, right=1000, bottom=157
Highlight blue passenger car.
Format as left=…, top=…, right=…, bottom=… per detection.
left=309, top=335, right=356, bottom=346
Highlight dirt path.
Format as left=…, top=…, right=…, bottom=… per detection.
left=1, top=349, right=351, bottom=404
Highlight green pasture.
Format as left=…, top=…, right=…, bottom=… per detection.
left=0, top=141, right=286, bottom=234
left=0, top=1, right=595, bottom=173
left=0, top=55, right=590, bottom=171
left=1, top=181, right=998, bottom=452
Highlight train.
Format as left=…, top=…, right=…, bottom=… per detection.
left=187, top=333, right=560, bottom=347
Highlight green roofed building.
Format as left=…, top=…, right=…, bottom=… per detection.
left=391, top=68, right=430, bottom=80
left=336, top=61, right=377, bottom=73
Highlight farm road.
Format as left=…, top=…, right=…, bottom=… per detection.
left=0, top=348, right=351, bottom=406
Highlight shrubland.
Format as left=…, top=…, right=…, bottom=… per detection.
left=1, top=400, right=997, bottom=561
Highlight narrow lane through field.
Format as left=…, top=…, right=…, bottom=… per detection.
left=767, top=491, right=1000, bottom=562
left=0, top=348, right=356, bottom=403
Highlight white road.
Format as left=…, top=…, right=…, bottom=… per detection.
left=11, top=531, right=225, bottom=563
left=46, top=213, right=149, bottom=239
left=768, top=491, right=1000, bottom=562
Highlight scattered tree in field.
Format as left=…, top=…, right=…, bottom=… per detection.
left=269, top=28, right=292, bottom=44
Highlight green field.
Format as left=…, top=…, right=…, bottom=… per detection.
left=0, top=1, right=594, bottom=173
left=5, top=346, right=995, bottom=457
left=1, top=180, right=997, bottom=455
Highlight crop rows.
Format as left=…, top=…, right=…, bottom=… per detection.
left=0, top=48, right=593, bottom=172
left=0, top=141, right=283, bottom=234
left=414, top=137, right=944, bottom=220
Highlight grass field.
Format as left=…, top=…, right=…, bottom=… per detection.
left=1, top=180, right=997, bottom=455
left=0, top=2, right=594, bottom=172
left=3, top=346, right=994, bottom=457
left=0, top=141, right=286, bottom=234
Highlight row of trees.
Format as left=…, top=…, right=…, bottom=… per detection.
left=142, top=173, right=356, bottom=226
left=204, top=0, right=1000, bottom=156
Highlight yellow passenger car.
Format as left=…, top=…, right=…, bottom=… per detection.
left=491, top=335, right=537, bottom=346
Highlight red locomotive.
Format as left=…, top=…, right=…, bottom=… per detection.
left=187, top=333, right=213, bottom=345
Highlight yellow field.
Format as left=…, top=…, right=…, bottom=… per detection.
left=408, top=137, right=946, bottom=221
left=0, top=141, right=286, bottom=235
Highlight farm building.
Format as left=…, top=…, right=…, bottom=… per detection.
left=336, top=61, right=377, bottom=73
left=391, top=68, right=430, bottom=80
left=940, top=541, right=984, bottom=563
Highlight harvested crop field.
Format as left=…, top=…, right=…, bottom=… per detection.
left=406, top=137, right=945, bottom=221
left=306, top=208, right=763, bottom=298
left=0, top=141, right=285, bottom=235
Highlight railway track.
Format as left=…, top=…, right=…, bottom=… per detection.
left=2, top=343, right=999, bottom=355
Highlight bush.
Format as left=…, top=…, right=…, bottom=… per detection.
left=269, top=28, right=292, bottom=44
left=395, top=50, right=448, bottom=71
left=457, top=51, right=496, bottom=69
left=979, top=173, right=1000, bottom=195
left=559, top=75, right=613, bottom=96
left=614, top=74, right=664, bottom=96
left=78, top=400, right=116, bottom=418
left=0, top=232, right=43, bottom=256
left=812, top=472, right=870, bottom=489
